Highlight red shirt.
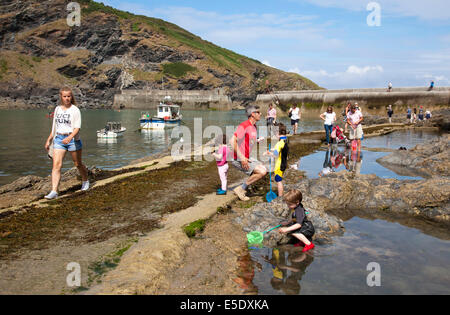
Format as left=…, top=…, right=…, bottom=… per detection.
left=234, top=120, right=257, bottom=160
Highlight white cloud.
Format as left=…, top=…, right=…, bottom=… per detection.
left=113, top=3, right=343, bottom=50
left=300, top=0, right=450, bottom=21
left=417, top=74, right=450, bottom=85
left=346, top=65, right=384, bottom=75
left=289, top=65, right=386, bottom=88
left=262, top=60, right=272, bottom=67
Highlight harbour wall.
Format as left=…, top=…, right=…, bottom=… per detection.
left=113, top=88, right=233, bottom=111
left=255, top=87, right=450, bottom=115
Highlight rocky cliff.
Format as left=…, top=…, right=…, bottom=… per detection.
left=0, top=0, right=320, bottom=109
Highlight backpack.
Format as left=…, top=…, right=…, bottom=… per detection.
left=280, top=139, right=289, bottom=172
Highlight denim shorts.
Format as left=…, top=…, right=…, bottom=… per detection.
left=53, top=134, right=82, bottom=152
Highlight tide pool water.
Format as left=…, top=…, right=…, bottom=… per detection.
left=294, top=130, right=443, bottom=180
left=248, top=216, right=450, bottom=295
left=296, top=148, right=422, bottom=180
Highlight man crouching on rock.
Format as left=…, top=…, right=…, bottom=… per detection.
left=230, top=106, right=268, bottom=201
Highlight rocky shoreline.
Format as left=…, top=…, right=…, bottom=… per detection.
left=0, top=119, right=448, bottom=294
left=237, top=134, right=449, bottom=250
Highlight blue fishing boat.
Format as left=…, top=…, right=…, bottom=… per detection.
left=140, top=96, right=182, bottom=130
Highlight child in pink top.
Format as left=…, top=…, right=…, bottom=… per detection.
left=212, top=135, right=229, bottom=195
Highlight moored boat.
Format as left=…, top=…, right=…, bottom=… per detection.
left=140, top=96, right=182, bottom=130
left=97, top=122, right=126, bottom=138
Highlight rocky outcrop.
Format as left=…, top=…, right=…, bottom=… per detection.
left=293, top=172, right=450, bottom=225
left=0, top=0, right=319, bottom=109
left=377, top=134, right=450, bottom=177
left=0, top=166, right=119, bottom=210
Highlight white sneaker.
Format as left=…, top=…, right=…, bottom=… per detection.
left=45, top=191, right=58, bottom=200
left=81, top=181, right=90, bottom=191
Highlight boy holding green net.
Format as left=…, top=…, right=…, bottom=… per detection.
left=279, top=189, right=315, bottom=252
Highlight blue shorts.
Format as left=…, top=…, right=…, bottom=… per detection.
left=53, top=134, right=82, bottom=152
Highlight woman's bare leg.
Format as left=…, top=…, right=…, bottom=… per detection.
left=51, top=149, right=67, bottom=192
left=70, top=149, right=88, bottom=181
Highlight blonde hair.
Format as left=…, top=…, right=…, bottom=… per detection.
left=284, top=189, right=303, bottom=204
left=59, top=86, right=77, bottom=105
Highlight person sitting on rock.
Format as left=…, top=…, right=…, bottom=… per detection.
left=230, top=106, right=268, bottom=201
left=278, top=189, right=315, bottom=252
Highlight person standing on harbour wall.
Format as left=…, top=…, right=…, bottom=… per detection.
left=230, top=106, right=268, bottom=201
left=288, top=104, right=301, bottom=135
left=44, top=87, right=89, bottom=199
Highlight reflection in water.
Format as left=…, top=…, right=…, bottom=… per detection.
left=97, top=138, right=118, bottom=145
left=262, top=247, right=314, bottom=295
left=233, top=248, right=261, bottom=294
left=343, top=148, right=363, bottom=175
left=140, top=129, right=170, bottom=147
left=296, top=145, right=419, bottom=180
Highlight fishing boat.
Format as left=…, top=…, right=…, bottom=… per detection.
left=140, top=96, right=182, bottom=130
left=97, top=122, right=126, bottom=138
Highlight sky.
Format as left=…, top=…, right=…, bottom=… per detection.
left=100, top=0, right=450, bottom=89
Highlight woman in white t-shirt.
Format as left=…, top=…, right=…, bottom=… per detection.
left=288, top=104, right=301, bottom=135
left=44, top=87, right=89, bottom=200
left=320, top=106, right=336, bottom=146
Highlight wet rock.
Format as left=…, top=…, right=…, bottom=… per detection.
left=0, top=175, right=45, bottom=194
left=377, top=134, right=450, bottom=177
left=291, top=171, right=450, bottom=225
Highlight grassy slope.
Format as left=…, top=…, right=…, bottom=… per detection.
left=77, top=0, right=320, bottom=89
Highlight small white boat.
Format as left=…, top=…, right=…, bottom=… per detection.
left=140, top=96, right=182, bottom=130
left=97, top=122, right=126, bottom=138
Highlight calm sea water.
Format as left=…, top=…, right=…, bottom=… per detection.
left=0, top=109, right=323, bottom=186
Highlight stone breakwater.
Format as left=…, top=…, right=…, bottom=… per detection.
left=113, top=88, right=233, bottom=111
left=256, top=87, right=450, bottom=114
